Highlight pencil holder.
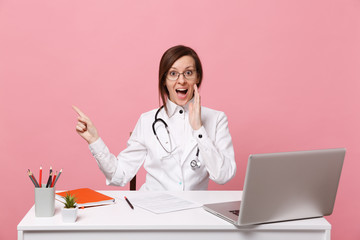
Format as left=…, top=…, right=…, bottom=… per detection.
left=34, top=186, right=55, bottom=217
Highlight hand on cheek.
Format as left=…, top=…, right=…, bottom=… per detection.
left=189, top=84, right=202, bottom=130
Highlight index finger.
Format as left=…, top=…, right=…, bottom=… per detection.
left=72, top=105, right=87, bottom=117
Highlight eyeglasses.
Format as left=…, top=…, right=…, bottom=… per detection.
left=166, top=69, right=197, bottom=81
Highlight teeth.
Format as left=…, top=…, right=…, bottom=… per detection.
left=177, top=89, right=187, bottom=92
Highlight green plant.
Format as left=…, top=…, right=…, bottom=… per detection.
left=62, top=192, right=77, bottom=208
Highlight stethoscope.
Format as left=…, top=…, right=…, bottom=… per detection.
left=152, top=106, right=201, bottom=170
left=190, top=148, right=201, bottom=169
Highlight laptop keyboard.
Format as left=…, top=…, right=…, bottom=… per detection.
left=229, top=210, right=239, bottom=216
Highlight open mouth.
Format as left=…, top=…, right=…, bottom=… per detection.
left=174, top=88, right=189, bottom=101
left=176, top=89, right=188, bottom=95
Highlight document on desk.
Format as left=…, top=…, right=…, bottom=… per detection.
left=128, top=192, right=202, bottom=214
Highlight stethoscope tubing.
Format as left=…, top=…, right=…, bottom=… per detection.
left=152, top=106, right=172, bottom=153
left=152, top=105, right=201, bottom=169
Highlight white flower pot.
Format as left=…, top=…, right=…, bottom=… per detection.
left=62, top=207, right=78, bottom=222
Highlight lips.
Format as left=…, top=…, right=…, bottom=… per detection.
left=176, top=89, right=188, bottom=94
left=176, top=89, right=188, bottom=99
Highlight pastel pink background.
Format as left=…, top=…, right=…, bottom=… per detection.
left=0, top=0, right=359, bottom=239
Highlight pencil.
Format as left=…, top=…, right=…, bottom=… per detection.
left=28, top=170, right=37, bottom=187
left=46, top=172, right=53, bottom=188
left=28, top=170, right=39, bottom=187
left=49, top=166, right=52, bottom=180
left=30, top=170, right=40, bottom=187
left=124, top=196, right=134, bottom=209
left=31, top=173, right=40, bottom=188
left=53, top=169, right=62, bottom=187
left=39, top=166, right=42, bottom=188
left=46, top=166, right=52, bottom=187
left=50, top=171, right=57, bottom=188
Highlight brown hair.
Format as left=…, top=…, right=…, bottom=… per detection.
left=158, top=45, right=203, bottom=111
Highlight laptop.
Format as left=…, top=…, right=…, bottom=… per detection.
left=203, top=148, right=345, bottom=226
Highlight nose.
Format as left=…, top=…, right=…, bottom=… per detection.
left=177, top=73, right=186, bottom=84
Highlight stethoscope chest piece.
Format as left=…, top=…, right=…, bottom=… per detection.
left=190, top=159, right=201, bottom=169
left=190, top=147, right=201, bottom=170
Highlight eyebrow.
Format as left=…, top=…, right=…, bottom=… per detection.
left=169, top=66, right=195, bottom=70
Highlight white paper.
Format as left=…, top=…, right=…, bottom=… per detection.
left=126, top=192, right=202, bottom=214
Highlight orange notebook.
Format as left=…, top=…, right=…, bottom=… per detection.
left=56, top=188, right=115, bottom=207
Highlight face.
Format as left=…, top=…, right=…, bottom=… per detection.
left=165, top=55, right=198, bottom=106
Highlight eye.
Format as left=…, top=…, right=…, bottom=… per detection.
left=185, top=70, right=193, bottom=76
left=169, top=71, right=178, bottom=76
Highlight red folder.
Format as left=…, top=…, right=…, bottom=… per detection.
left=56, top=188, right=115, bottom=207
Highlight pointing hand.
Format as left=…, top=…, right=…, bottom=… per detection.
left=72, top=105, right=99, bottom=144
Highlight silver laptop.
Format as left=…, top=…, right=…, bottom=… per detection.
left=203, top=148, right=345, bottom=226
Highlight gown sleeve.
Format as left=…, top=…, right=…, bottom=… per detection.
left=88, top=115, right=147, bottom=186
left=193, top=111, right=236, bottom=184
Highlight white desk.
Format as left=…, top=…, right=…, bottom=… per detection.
left=18, top=191, right=331, bottom=240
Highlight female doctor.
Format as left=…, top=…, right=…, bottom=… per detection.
left=73, top=45, right=236, bottom=191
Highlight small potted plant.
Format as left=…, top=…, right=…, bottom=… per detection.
left=61, top=192, right=78, bottom=222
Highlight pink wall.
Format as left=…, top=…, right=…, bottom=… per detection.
left=0, top=0, right=359, bottom=239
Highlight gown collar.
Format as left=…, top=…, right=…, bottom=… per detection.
left=165, top=98, right=194, bottom=118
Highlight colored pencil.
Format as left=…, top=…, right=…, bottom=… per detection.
left=124, top=196, right=134, bottom=209
left=31, top=173, right=40, bottom=187
left=46, top=172, right=53, bottom=188
left=46, top=166, right=53, bottom=187
left=28, top=170, right=37, bottom=187
left=53, top=169, right=62, bottom=187
left=39, top=166, right=42, bottom=187
left=51, top=171, right=57, bottom=188
left=28, top=170, right=39, bottom=187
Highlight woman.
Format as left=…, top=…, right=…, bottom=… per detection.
left=73, top=45, right=236, bottom=190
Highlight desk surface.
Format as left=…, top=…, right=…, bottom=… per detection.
left=18, top=191, right=331, bottom=240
